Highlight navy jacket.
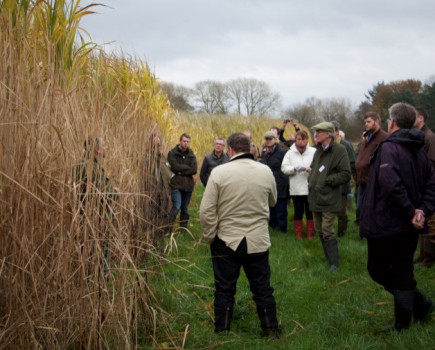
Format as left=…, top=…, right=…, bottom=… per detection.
left=260, top=145, right=289, bottom=199
left=360, top=129, right=435, bottom=239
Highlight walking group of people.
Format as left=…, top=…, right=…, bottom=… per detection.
left=199, top=103, right=435, bottom=337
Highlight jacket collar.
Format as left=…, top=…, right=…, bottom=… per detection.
left=175, top=145, right=190, bottom=155
left=230, top=152, right=255, bottom=162
left=212, top=151, right=224, bottom=159
left=315, top=139, right=334, bottom=152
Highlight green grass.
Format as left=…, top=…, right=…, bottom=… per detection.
left=150, top=187, right=435, bottom=349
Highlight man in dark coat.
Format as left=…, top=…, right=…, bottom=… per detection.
left=261, top=131, right=289, bottom=233
left=200, top=137, right=229, bottom=187
left=360, top=103, right=435, bottom=331
left=167, top=133, right=197, bottom=229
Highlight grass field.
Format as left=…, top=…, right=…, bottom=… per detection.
left=151, top=186, right=435, bottom=349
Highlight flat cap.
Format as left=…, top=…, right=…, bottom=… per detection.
left=264, top=131, right=277, bottom=138
left=312, top=122, right=335, bottom=133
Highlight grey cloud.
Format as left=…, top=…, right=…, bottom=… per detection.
left=81, top=0, right=435, bottom=107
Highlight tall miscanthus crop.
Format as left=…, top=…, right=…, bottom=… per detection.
left=0, top=1, right=172, bottom=348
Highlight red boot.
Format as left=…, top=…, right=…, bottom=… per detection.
left=306, top=220, right=315, bottom=240
left=294, top=220, right=303, bottom=240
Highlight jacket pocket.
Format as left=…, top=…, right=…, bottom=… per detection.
left=315, top=186, right=333, bottom=206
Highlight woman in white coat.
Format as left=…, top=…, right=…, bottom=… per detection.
left=281, top=130, right=316, bottom=239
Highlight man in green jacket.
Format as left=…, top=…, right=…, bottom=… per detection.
left=167, top=133, right=197, bottom=229
left=308, top=122, right=351, bottom=271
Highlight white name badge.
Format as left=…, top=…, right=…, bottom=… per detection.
left=319, top=165, right=325, bottom=173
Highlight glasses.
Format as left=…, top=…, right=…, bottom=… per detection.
left=265, top=137, right=274, bottom=140
left=215, top=143, right=225, bottom=146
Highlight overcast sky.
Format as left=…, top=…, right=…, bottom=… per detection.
left=81, top=0, right=435, bottom=111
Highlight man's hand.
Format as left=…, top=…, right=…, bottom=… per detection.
left=412, top=209, right=425, bottom=229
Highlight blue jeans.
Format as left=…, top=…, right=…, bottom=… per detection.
left=170, top=189, right=192, bottom=217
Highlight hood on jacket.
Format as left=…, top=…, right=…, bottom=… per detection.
left=385, top=128, right=424, bottom=151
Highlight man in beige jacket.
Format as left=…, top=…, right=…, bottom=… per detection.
left=200, top=132, right=279, bottom=337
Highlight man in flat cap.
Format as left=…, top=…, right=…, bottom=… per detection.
left=308, top=122, right=351, bottom=271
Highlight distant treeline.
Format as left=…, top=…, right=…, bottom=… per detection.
left=161, top=77, right=435, bottom=142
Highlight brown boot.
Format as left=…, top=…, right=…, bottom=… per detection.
left=306, top=220, right=315, bottom=240
left=293, top=220, right=303, bottom=240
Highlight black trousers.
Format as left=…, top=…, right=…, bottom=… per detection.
left=292, top=195, right=313, bottom=220
left=211, top=236, right=278, bottom=330
left=367, top=232, right=419, bottom=293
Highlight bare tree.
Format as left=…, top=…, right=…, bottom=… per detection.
left=227, top=79, right=243, bottom=114
left=194, top=80, right=229, bottom=114
left=228, top=78, right=281, bottom=116
left=283, top=97, right=322, bottom=127
left=283, top=97, right=354, bottom=130
left=159, top=81, right=194, bottom=112
left=319, top=98, right=354, bottom=130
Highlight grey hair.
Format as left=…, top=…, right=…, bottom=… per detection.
left=388, top=103, right=417, bottom=129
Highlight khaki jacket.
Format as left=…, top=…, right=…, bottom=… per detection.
left=200, top=154, right=277, bottom=254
